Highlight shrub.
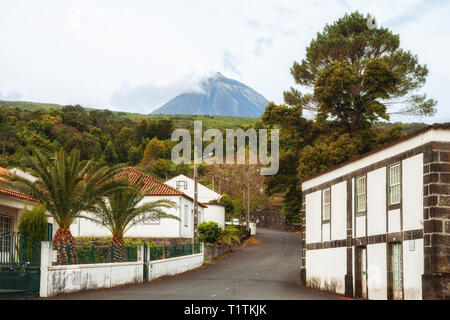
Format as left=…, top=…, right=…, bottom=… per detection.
left=198, top=221, right=222, bottom=244
left=219, top=226, right=240, bottom=245
left=18, top=204, right=47, bottom=241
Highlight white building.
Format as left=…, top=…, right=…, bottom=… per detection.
left=166, top=174, right=226, bottom=228
left=300, top=123, right=449, bottom=300
left=0, top=167, right=55, bottom=239
left=71, top=168, right=207, bottom=239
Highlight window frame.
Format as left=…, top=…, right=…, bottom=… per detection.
left=355, top=175, right=367, bottom=215
left=0, top=214, right=12, bottom=234
left=176, top=180, right=188, bottom=190
left=322, top=187, right=331, bottom=223
left=388, top=163, right=401, bottom=206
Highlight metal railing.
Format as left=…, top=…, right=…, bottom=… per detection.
left=62, top=244, right=139, bottom=265
left=0, top=232, right=41, bottom=267
left=146, top=243, right=202, bottom=261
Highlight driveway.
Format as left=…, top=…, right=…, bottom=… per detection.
left=46, top=228, right=338, bottom=300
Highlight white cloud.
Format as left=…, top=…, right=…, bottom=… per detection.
left=0, top=0, right=448, bottom=122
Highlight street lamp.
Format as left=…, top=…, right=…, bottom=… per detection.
left=193, top=152, right=213, bottom=243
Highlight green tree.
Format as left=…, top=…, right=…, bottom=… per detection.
left=286, top=11, right=436, bottom=136
left=0, top=149, right=126, bottom=264
left=142, top=137, right=167, bottom=168
left=18, top=204, right=48, bottom=241
left=87, top=184, right=178, bottom=262
left=198, top=221, right=222, bottom=244
left=219, top=194, right=235, bottom=216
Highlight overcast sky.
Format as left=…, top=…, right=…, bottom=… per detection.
left=0, top=0, right=449, bottom=123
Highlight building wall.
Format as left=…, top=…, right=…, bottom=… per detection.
left=306, top=247, right=347, bottom=295
left=203, top=204, right=225, bottom=229
left=71, top=195, right=195, bottom=239
left=165, top=174, right=221, bottom=203
left=302, top=134, right=449, bottom=300
left=402, top=154, right=424, bottom=231
left=367, top=243, right=387, bottom=300
left=305, top=191, right=321, bottom=244
left=403, top=238, right=424, bottom=300
left=331, top=181, right=347, bottom=241
left=367, top=167, right=386, bottom=236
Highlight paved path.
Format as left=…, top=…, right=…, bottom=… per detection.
left=48, top=228, right=338, bottom=300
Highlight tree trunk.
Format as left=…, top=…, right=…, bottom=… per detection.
left=111, top=235, right=126, bottom=262
left=53, top=227, right=78, bottom=265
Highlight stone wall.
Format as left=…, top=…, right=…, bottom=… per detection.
left=250, top=210, right=301, bottom=232
left=204, top=243, right=232, bottom=261
left=422, top=142, right=450, bottom=300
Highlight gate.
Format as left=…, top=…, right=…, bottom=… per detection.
left=0, top=232, right=41, bottom=299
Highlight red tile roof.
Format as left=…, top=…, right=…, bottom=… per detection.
left=0, top=167, right=36, bottom=202
left=116, top=167, right=207, bottom=208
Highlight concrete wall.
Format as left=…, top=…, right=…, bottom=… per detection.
left=40, top=242, right=204, bottom=297
left=367, top=167, right=386, bottom=236
left=367, top=243, right=387, bottom=300
left=402, top=154, right=423, bottom=231
left=305, top=191, right=321, bottom=244
left=40, top=242, right=143, bottom=297
left=305, top=247, right=347, bottom=295
left=331, top=181, right=346, bottom=240
left=147, top=253, right=204, bottom=281
left=403, top=238, right=424, bottom=300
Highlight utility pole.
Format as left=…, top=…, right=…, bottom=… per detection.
left=193, top=153, right=213, bottom=243
left=193, top=163, right=199, bottom=243
left=246, top=164, right=250, bottom=232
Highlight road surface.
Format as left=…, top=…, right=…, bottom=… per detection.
left=46, top=228, right=338, bottom=300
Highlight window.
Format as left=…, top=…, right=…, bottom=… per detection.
left=143, top=218, right=160, bottom=225
left=184, top=205, right=189, bottom=227
left=322, top=188, right=331, bottom=221
left=0, top=214, right=11, bottom=233
left=176, top=181, right=188, bottom=190
left=388, top=163, right=401, bottom=205
left=356, top=176, right=367, bottom=213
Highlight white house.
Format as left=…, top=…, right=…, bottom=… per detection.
left=166, top=174, right=226, bottom=228
left=0, top=167, right=56, bottom=240
left=71, top=168, right=207, bottom=239
left=300, top=123, right=449, bottom=300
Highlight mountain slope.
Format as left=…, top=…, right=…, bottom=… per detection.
left=151, top=72, right=269, bottom=117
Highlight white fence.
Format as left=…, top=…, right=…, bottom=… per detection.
left=39, top=242, right=204, bottom=297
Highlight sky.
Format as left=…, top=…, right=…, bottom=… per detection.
left=0, top=0, right=449, bottom=123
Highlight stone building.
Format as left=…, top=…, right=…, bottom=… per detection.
left=300, top=123, right=449, bottom=300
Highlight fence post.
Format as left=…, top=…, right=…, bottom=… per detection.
left=40, top=241, right=52, bottom=297
left=91, top=245, right=95, bottom=264
left=67, top=244, right=71, bottom=265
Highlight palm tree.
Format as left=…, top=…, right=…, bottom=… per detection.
left=86, top=185, right=179, bottom=262
left=0, top=148, right=127, bottom=264
left=219, top=226, right=241, bottom=248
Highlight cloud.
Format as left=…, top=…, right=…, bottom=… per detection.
left=222, top=50, right=241, bottom=76
left=254, top=37, right=272, bottom=57
left=110, top=75, right=205, bottom=114
left=0, top=90, right=22, bottom=101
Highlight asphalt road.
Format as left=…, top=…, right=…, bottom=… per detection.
left=47, top=228, right=338, bottom=300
